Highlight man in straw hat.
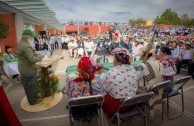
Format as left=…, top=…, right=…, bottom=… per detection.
left=16, top=29, right=44, bottom=105
left=177, top=41, right=194, bottom=76
left=135, top=31, right=165, bottom=119
left=68, top=38, right=78, bottom=58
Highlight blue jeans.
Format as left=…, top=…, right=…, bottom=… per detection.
left=98, top=48, right=105, bottom=56
left=50, top=44, right=54, bottom=52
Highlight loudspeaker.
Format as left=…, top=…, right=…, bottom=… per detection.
left=40, top=31, right=46, bottom=36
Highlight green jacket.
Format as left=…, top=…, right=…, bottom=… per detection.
left=16, top=40, right=42, bottom=76
left=4, top=53, right=18, bottom=62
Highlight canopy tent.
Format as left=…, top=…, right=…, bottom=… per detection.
left=0, top=0, right=62, bottom=30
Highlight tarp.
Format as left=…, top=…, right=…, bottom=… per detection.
left=66, top=60, right=142, bottom=73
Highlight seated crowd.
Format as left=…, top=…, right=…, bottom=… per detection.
left=62, top=28, right=194, bottom=121
left=1, top=26, right=193, bottom=125
left=67, top=37, right=113, bottom=58
left=62, top=45, right=190, bottom=121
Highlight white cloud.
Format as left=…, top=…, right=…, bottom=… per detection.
left=43, top=0, right=194, bottom=23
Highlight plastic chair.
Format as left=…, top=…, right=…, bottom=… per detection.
left=109, top=92, right=154, bottom=126
left=67, top=95, right=104, bottom=126
left=166, top=76, right=191, bottom=120
left=148, top=80, right=171, bottom=121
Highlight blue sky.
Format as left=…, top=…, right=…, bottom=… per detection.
left=44, top=0, right=194, bottom=23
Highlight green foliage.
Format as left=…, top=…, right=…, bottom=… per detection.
left=180, top=14, right=194, bottom=27
left=38, top=69, right=60, bottom=98
left=154, top=8, right=180, bottom=25
left=128, top=18, right=146, bottom=26
left=0, top=20, right=9, bottom=40
left=36, top=30, right=41, bottom=35
left=189, top=19, right=194, bottom=26
left=154, top=8, right=194, bottom=27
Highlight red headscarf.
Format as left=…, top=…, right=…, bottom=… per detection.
left=73, top=57, right=102, bottom=82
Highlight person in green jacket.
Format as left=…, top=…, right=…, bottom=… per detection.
left=16, top=29, right=44, bottom=105
left=4, top=45, right=19, bottom=80
left=4, top=45, right=18, bottom=62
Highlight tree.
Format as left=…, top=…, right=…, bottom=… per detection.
left=128, top=19, right=135, bottom=26
left=189, top=18, right=194, bottom=27
left=0, top=20, right=9, bottom=40
left=136, top=18, right=147, bottom=26
left=128, top=18, right=146, bottom=26
left=0, top=20, right=9, bottom=58
left=180, top=14, right=191, bottom=27
left=154, top=8, right=180, bottom=25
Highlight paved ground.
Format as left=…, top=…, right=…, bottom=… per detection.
left=3, top=49, right=194, bottom=126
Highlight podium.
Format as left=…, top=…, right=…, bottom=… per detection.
left=20, top=55, right=63, bottom=112
left=36, top=55, right=62, bottom=97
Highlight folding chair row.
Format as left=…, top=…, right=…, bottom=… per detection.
left=148, top=76, right=191, bottom=121
left=66, top=76, right=191, bottom=126
left=67, top=93, right=154, bottom=126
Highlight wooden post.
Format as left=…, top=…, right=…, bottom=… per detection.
left=41, top=67, right=50, bottom=97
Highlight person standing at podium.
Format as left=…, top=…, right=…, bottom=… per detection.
left=16, top=29, right=44, bottom=105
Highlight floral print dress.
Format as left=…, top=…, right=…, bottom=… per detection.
left=160, top=55, right=177, bottom=77
left=63, top=77, right=104, bottom=99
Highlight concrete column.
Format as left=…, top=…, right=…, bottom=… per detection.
left=63, top=26, right=66, bottom=34
left=98, top=25, right=101, bottom=33
left=77, top=25, right=80, bottom=35
left=14, top=14, right=24, bottom=43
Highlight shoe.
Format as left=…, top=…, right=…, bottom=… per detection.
left=36, top=98, right=43, bottom=104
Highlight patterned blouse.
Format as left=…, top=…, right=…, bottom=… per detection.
left=100, top=64, right=138, bottom=99
left=63, top=77, right=104, bottom=99
left=160, top=55, right=177, bottom=76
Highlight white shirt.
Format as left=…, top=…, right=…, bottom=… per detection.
left=61, top=37, right=65, bottom=43
left=84, top=42, right=93, bottom=52
left=68, top=42, right=78, bottom=48
left=183, top=50, right=190, bottom=59
left=64, top=37, right=70, bottom=43
left=50, top=36, right=55, bottom=44
left=133, top=44, right=143, bottom=55
left=171, top=48, right=179, bottom=58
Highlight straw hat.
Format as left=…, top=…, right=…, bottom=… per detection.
left=185, top=41, right=191, bottom=45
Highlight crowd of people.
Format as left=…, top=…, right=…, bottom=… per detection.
left=61, top=25, right=194, bottom=120
left=1, top=24, right=194, bottom=125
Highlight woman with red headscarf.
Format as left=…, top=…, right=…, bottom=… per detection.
left=99, top=48, right=138, bottom=118
left=62, top=57, right=104, bottom=121
left=62, top=57, right=103, bottom=99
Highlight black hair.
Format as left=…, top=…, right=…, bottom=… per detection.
left=160, top=46, right=171, bottom=55
left=115, top=53, right=130, bottom=64
left=5, top=45, right=13, bottom=53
